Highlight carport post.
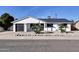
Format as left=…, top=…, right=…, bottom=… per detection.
left=24, top=23, right=27, bottom=32
left=13, top=23, right=16, bottom=32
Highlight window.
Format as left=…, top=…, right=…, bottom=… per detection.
left=47, top=23, right=53, bottom=27
left=63, top=24, right=67, bottom=26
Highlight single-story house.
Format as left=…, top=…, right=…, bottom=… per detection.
left=11, top=16, right=73, bottom=32
left=72, top=20, right=79, bottom=30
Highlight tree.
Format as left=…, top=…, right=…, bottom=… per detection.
left=59, top=24, right=66, bottom=33
left=0, top=13, right=14, bottom=30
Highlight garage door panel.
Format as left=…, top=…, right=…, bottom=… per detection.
left=16, top=24, right=24, bottom=31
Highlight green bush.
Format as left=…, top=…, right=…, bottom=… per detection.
left=59, top=28, right=65, bottom=33
left=31, top=24, right=42, bottom=34
left=59, top=24, right=66, bottom=33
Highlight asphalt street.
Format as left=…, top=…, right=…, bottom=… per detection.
left=0, top=40, right=79, bottom=52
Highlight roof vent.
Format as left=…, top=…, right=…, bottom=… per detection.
left=26, top=16, right=32, bottom=18
left=47, top=16, right=51, bottom=19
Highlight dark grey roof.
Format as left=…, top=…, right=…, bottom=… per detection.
left=38, top=18, right=72, bottom=23
left=11, top=17, right=73, bottom=23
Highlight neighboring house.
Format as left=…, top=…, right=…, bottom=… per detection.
left=11, top=16, right=72, bottom=32
left=8, top=26, right=13, bottom=31
left=0, top=26, right=4, bottom=32
left=72, top=20, right=79, bottom=30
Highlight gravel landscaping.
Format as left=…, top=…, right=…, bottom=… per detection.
left=0, top=31, right=79, bottom=40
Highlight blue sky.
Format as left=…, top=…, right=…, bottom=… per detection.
left=0, top=6, right=79, bottom=21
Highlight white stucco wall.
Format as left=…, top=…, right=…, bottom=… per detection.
left=24, top=23, right=27, bottom=32
left=13, top=23, right=16, bottom=32
left=53, top=24, right=59, bottom=31
left=66, top=24, right=71, bottom=31
left=44, top=24, right=59, bottom=32
left=44, top=24, right=71, bottom=32
left=44, top=27, right=52, bottom=32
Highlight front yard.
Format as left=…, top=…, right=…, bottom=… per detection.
left=0, top=31, right=79, bottom=40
